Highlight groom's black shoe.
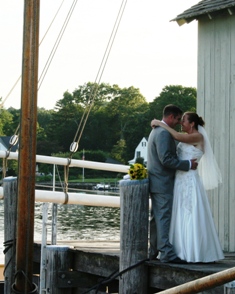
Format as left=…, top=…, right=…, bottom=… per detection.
left=169, top=257, right=187, bottom=264
left=149, top=251, right=159, bottom=260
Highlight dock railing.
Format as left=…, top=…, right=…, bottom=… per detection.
left=1, top=151, right=235, bottom=293
left=1, top=152, right=151, bottom=293
left=0, top=150, right=129, bottom=205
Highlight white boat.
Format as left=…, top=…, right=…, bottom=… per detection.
left=94, top=183, right=111, bottom=190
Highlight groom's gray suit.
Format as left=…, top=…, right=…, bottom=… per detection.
left=147, top=126, right=190, bottom=262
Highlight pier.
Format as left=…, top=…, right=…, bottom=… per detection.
left=31, top=240, right=235, bottom=293
left=1, top=159, right=235, bottom=293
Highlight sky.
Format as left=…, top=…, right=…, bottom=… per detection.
left=0, top=0, right=199, bottom=110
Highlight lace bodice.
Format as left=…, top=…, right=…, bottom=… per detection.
left=175, top=143, right=203, bottom=215
left=177, top=142, right=203, bottom=163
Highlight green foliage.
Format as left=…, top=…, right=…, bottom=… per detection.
left=52, top=149, right=108, bottom=162
left=149, top=85, right=196, bottom=120
left=0, top=108, right=14, bottom=135
left=36, top=175, right=53, bottom=182
left=0, top=159, right=18, bottom=177
left=51, top=149, right=113, bottom=178
left=110, top=139, right=126, bottom=164
left=135, top=157, right=144, bottom=165
left=1, top=84, right=197, bottom=177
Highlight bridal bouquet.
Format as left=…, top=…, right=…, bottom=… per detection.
left=128, top=163, right=148, bottom=180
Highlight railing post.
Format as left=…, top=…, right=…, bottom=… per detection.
left=3, top=177, right=18, bottom=294
left=119, top=179, right=149, bottom=294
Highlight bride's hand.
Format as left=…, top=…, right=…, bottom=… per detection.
left=151, top=119, right=161, bottom=128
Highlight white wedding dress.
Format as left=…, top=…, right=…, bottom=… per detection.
left=169, top=142, right=224, bottom=263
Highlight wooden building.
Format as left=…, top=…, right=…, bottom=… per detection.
left=128, top=137, right=148, bottom=165
left=173, top=0, right=235, bottom=252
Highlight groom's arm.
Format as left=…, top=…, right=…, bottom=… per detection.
left=156, top=130, right=190, bottom=171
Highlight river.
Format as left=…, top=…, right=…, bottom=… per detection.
left=0, top=192, right=120, bottom=258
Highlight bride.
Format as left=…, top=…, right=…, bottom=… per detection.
left=151, top=112, right=224, bottom=263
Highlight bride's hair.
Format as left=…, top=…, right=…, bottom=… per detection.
left=184, top=112, right=205, bottom=130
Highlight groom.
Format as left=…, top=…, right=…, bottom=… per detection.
left=147, top=104, right=197, bottom=263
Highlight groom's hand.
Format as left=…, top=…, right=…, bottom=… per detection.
left=190, top=159, right=198, bottom=170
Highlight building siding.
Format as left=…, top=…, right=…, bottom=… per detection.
left=197, top=14, right=235, bottom=251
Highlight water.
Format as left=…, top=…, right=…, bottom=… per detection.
left=0, top=196, right=120, bottom=258
left=35, top=202, right=120, bottom=241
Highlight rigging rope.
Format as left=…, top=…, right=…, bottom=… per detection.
left=2, top=0, right=79, bottom=199
left=65, top=0, right=128, bottom=198
left=38, top=0, right=78, bottom=90
left=0, top=0, right=66, bottom=108
left=0, top=0, right=71, bottom=180
left=69, top=0, right=128, bottom=157
left=2, top=0, right=128, bottom=195
left=1, top=126, right=20, bottom=179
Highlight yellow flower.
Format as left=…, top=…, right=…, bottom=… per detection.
left=128, top=163, right=148, bottom=180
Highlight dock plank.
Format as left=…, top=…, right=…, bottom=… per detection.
left=33, top=241, right=235, bottom=293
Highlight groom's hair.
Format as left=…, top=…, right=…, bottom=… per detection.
left=163, top=104, right=183, bottom=118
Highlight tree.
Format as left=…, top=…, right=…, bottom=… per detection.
left=5, top=107, right=21, bottom=136
left=110, top=139, right=126, bottom=164
left=71, top=82, right=119, bottom=151
left=73, top=82, right=115, bottom=108
left=0, top=108, right=14, bottom=136
left=105, top=86, right=147, bottom=138
left=47, top=91, right=85, bottom=153
left=149, top=85, right=197, bottom=121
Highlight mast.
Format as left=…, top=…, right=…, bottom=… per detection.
left=13, top=0, right=40, bottom=292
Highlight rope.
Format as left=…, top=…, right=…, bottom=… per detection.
left=63, top=158, right=71, bottom=204
left=39, top=0, right=66, bottom=45
left=0, top=0, right=65, bottom=108
left=56, top=164, right=65, bottom=191
left=12, top=271, right=38, bottom=293
left=3, top=239, right=16, bottom=277
left=2, top=154, right=9, bottom=179
left=81, top=258, right=149, bottom=294
left=38, top=0, right=78, bottom=90
left=1, top=129, right=20, bottom=179
left=70, top=0, right=128, bottom=153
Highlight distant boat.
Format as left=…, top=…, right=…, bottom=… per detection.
left=94, top=183, right=111, bottom=190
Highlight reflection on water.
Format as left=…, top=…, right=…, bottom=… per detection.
left=0, top=195, right=120, bottom=252
left=34, top=203, right=120, bottom=241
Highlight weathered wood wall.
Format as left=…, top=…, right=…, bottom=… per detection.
left=197, top=14, right=235, bottom=252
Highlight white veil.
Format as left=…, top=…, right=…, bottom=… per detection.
left=198, top=125, right=222, bottom=190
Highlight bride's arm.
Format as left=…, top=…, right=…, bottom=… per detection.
left=151, top=119, right=202, bottom=144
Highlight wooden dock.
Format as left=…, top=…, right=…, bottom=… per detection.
left=31, top=240, right=235, bottom=293
left=3, top=178, right=235, bottom=293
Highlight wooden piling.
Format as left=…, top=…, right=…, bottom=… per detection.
left=45, top=246, right=72, bottom=294
left=119, top=179, right=149, bottom=294
left=3, top=177, right=18, bottom=294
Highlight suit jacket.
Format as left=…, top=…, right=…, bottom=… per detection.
left=147, top=126, right=190, bottom=194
